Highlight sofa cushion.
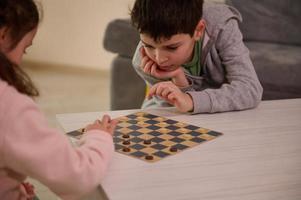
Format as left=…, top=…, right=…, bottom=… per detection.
left=103, top=19, right=140, bottom=58
left=227, top=0, right=301, bottom=46
left=246, top=42, right=301, bottom=99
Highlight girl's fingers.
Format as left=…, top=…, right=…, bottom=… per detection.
left=108, top=119, right=118, bottom=132
left=94, top=119, right=101, bottom=124
left=85, top=115, right=118, bottom=135
left=101, top=114, right=111, bottom=125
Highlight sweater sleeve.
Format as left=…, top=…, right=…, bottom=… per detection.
left=1, top=87, right=114, bottom=199
left=188, top=19, right=263, bottom=113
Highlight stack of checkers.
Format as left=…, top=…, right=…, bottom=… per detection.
left=67, top=112, right=223, bottom=163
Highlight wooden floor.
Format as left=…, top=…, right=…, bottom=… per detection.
left=23, top=62, right=111, bottom=199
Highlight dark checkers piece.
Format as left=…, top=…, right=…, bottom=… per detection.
left=122, top=147, right=131, bottom=152
left=67, top=130, right=82, bottom=137
left=170, top=146, right=178, bottom=152
left=145, top=155, right=154, bottom=160
left=122, top=134, right=130, bottom=139
left=207, top=131, right=223, bottom=137
left=122, top=140, right=130, bottom=145
left=143, top=139, right=152, bottom=145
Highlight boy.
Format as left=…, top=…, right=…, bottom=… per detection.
left=130, top=0, right=263, bottom=113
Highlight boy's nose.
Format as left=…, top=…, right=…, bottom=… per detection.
left=155, top=50, right=168, bottom=65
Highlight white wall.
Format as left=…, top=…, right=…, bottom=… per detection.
left=25, top=0, right=135, bottom=70
left=25, top=0, right=224, bottom=70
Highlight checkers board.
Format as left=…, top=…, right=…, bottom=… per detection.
left=66, top=112, right=223, bottom=163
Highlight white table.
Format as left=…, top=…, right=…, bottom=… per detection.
left=57, top=99, right=301, bottom=200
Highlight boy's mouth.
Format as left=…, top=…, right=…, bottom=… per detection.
left=158, top=65, right=180, bottom=71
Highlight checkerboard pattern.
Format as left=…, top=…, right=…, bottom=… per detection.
left=66, top=112, right=223, bottom=163
left=113, top=112, right=223, bottom=162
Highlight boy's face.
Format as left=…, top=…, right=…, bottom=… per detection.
left=140, top=33, right=197, bottom=71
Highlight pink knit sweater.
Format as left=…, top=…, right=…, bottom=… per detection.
left=0, top=80, right=114, bottom=200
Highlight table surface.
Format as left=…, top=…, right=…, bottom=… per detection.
left=56, top=99, right=301, bottom=200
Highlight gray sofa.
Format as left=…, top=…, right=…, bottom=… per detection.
left=103, top=0, right=301, bottom=110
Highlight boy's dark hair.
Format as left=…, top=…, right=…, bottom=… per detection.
left=131, top=0, right=204, bottom=42
left=0, top=0, right=40, bottom=96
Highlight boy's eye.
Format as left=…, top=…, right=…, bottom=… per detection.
left=144, top=44, right=154, bottom=49
left=166, top=46, right=178, bottom=51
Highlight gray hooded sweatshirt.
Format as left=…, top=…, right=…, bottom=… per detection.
left=132, top=3, right=263, bottom=114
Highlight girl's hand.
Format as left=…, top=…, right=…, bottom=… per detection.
left=148, top=81, right=194, bottom=112
left=85, top=115, right=118, bottom=136
left=20, top=182, right=35, bottom=200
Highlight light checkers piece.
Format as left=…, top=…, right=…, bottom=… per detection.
left=66, top=112, right=223, bottom=163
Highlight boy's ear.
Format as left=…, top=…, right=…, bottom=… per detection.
left=193, top=19, right=206, bottom=41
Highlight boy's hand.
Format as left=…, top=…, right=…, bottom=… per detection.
left=85, top=115, right=118, bottom=136
left=140, top=47, right=187, bottom=86
left=148, top=81, right=194, bottom=113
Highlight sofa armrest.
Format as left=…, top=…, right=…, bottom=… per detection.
left=103, top=18, right=145, bottom=110
left=103, top=19, right=140, bottom=57
left=110, top=56, right=145, bottom=110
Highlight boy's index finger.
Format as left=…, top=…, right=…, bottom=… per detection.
left=147, top=84, right=157, bottom=99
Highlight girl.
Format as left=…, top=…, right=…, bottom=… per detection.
left=0, top=0, right=117, bottom=199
